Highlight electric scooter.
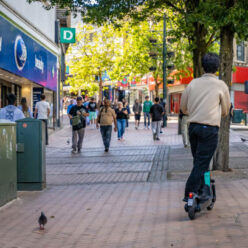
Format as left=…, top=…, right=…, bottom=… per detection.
left=184, top=171, right=216, bottom=220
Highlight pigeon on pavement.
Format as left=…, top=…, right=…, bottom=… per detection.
left=38, top=212, right=47, bottom=230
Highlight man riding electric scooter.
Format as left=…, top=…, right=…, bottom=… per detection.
left=180, top=53, right=231, bottom=218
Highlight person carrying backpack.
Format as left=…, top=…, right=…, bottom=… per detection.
left=68, top=96, right=89, bottom=154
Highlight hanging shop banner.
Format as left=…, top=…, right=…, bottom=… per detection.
left=131, top=78, right=136, bottom=87
left=121, top=77, right=128, bottom=88
left=0, top=15, right=58, bottom=91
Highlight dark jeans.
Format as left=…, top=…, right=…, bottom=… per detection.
left=126, top=118, right=129, bottom=127
left=161, top=114, right=167, bottom=128
left=184, top=123, right=219, bottom=198
left=100, top=125, right=112, bottom=149
left=41, top=119, right=48, bottom=145
left=144, top=112, right=150, bottom=127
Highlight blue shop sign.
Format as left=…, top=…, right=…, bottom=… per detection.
left=0, top=15, right=57, bottom=91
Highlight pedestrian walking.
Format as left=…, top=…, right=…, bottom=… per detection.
left=67, top=99, right=75, bottom=125
left=115, top=102, right=128, bottom=140
left=34, top=94, right=50, bottom=145
left=96, top=99, right=117, bottom=152
left=122, top=99, right=130, bottom=128
left=150, top=97, right=164, bottom=141
left=83, top=98, right=90, bottom=125
left=133, top=99, right=142, bottom=129
left=72, top=97, right=77, bottom=105
left=0, top=93, right=24, bottom=121
left=180, top=52, right=230, bottom=201
left=18, top=97, right=32, bottom=118
left=179, top=110, right=190, bottom=148
left=160, top=98, right=167, bottom=129
left=143, top=96, right=153, bottom=129
left=68, top=96, right=89, bottom=154
left=67, top=99, right=75, bottom=115
left=88, top=97, right=97, bottom=128
left=112, top=99, right=118, bottom=110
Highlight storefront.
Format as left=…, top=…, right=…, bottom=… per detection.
left=148, top=70, right=193, bottom=114
left=0, top=15, right=58, bottom=127
left=232, top=66, right=248, bottom=112
left=116, top=76, right=149, bottom=105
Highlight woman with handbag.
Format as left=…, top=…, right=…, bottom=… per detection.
left=122, top=99, right=130, bottom=128
left=115, top=102, right=128, bottom=140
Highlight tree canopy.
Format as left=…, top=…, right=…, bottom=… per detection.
left=66, top=24, right=118, bottom=98
left=28, top=0, right=248, bottom=170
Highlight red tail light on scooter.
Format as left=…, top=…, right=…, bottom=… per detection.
left=189, top=193, right=193, bottom=199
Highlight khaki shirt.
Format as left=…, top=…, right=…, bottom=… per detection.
left=180, top=74, right=230, bottom=127
left=97, top=107, right=116, bottom=126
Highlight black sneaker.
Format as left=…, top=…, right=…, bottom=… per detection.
left=198, top=185, right=211, bottom=202
left=156, top=137, right=160, bottom=141
left=105, top=148, right=109, bottom=152
left=78, top=148, right=81, bottom=153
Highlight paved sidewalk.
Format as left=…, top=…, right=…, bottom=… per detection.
left=0, top=120, right=248, bottom=248
left=49, top=116, right=246, bottom=149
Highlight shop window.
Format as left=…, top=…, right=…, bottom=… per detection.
left=170, top=93, right=181, bottom=114
left=237, top=42, right=245, bottom=61
left=234, top=91, right=248, bottom=112
left=2, top=85, right=11, bottom=107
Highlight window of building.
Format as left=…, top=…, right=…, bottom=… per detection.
left=237, top=41, right=245, bottom=61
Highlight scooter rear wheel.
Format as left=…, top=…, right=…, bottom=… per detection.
left=188, top=206, right=196, bottom=220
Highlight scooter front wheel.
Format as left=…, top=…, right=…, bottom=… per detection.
left=188, top=206, right=196, bottom=220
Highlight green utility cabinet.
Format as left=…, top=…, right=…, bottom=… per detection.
left=16, top=118, right=46, bottom=190
left=232, top=109, right=244, bottom=123
left=0, top=121, right=17, bottom=207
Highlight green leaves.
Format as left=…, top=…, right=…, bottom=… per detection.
left=66, top=23, right=117, bottom=95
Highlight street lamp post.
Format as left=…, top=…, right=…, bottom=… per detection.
left=149, top=14, right=171, bottom=127
left=162, top=14, right=167, bottom=127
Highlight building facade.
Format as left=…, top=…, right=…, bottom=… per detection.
left=0, top=0, right=60, bottom=127
left=232, top=39, right=248, bottom=113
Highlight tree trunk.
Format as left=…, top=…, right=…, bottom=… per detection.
left=192, top=23, right=207, bottom=78
left=192, top=48, right=205, bottom=78
left=213, top=25, right=234, bottom=171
